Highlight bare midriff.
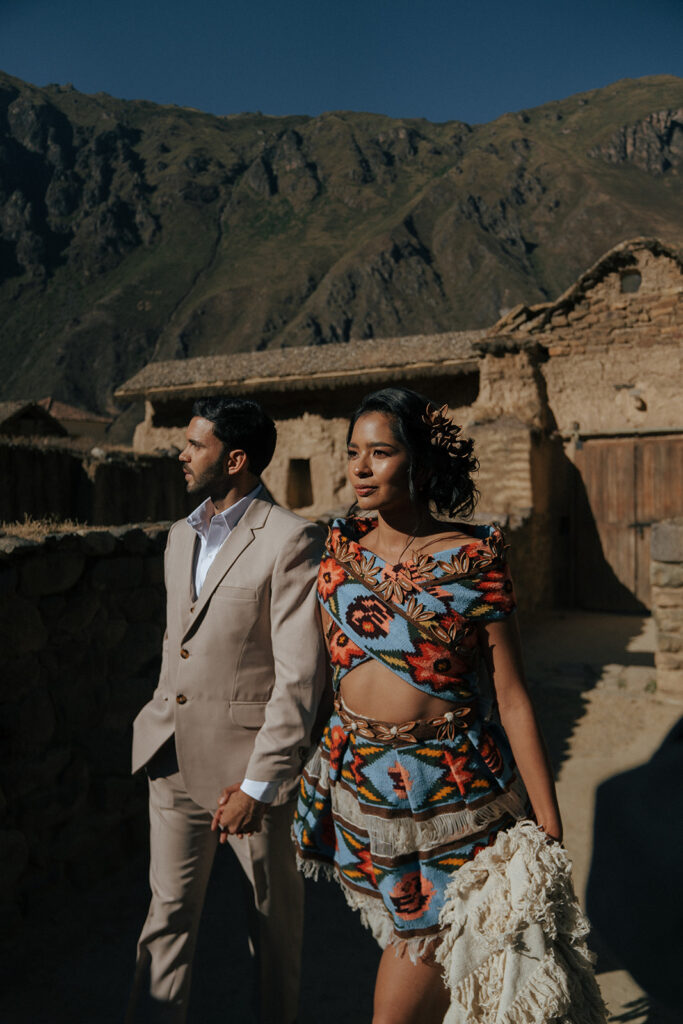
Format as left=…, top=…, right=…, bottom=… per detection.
left=339, top=661, right=463, bottom=724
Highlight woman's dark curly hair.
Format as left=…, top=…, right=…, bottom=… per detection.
left=347, top=387, right=479, bottom=519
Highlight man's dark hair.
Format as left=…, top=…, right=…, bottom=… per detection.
left=192, top=397, right=277, bottom=476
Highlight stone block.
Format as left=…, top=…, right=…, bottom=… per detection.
left=0, top=537, right=38, bottom=555
left=107, top=675, right=157, bottom=720
left=78, top=531, right=117, bottom=556
left=92, top=616, right=127, bottom=652
left=650, top=561, right=683, bottom=588
left=20, top=552, right=86, bottom=596
left=80, top=726, right=132, bottom=777
left=0, top=829, right=29, bottom=889
left=652, top=520, right=683, bottom=563
left=49, top=670, right=107, bottom=736
left=651, top=586, right=683, bottom=608
left=1, top=654, right=43, bottom=697
left=39, top=593, right=66, bottom=622
left=656, top=668, right=683, bottom=702
left=0, top=897, right=23, bottom=951
left=18, top=755, right=89, bottom=836
left=0, top=566, right=18, bottom=597
left=91, top=775, right=138, bottom=814
left=91, top=556, right=144, bottom=590
left=143, top=555, right=165, bottom=586
left=0, top=596, right=47, bottom=654
left=62, top=816, right=129, bottom=887
left=122, top=528, right=152, bottom=554
left=0, top=686, right=56, bottom=753
left=0, top=746, right=71, bottom=805
left=56, top=591, right=102, bottom=633
left=653, top=609, right=683, bottom=634
left=655, top=651, right=683, bottom=670
left=114, top=586, right=163, bottom=623
left=654, top=632, right=683, bottom=653
left=116, top=621, right=163, bottom=675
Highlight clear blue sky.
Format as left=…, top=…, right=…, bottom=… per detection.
left=2, top=0, right=682, bottom=124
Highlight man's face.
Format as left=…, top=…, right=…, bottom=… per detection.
left=178, top=416, right=228, bottom=495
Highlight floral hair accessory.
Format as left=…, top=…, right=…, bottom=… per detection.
left=422, top=403, right=464, bottom=458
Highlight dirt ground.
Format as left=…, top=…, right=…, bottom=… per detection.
left=2, top=610, right=681, bottom=1023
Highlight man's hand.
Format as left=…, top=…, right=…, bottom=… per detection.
left=211, top=784, right=266, bottom=843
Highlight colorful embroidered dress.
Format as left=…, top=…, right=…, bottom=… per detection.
left=293, top=516, right=529, bottom=955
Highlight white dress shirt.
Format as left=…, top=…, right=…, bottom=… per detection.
left=186, top=484, right=279, bottom=805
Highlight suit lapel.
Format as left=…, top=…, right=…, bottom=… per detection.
left=182, top=493, right=274, bottom=638
left=172, top=522, right=199, bottom=631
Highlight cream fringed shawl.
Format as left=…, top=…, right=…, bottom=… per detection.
left=436, top=820, right=608, bottom=1024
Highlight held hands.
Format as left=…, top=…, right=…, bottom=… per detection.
left=211, top=783, right=266, bottom=843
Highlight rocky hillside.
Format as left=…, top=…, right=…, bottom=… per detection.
left=0, top=71, right=681, bottom=425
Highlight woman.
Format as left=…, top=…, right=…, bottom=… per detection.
left=293, top=387, right=607, bottom=1024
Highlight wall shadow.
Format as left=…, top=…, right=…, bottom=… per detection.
left=519, top=441, right=653, bottom=776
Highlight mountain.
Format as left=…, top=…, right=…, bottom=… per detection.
left=0, top=71, right=682, bottom=426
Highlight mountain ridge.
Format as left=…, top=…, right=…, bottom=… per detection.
left=0, top=71, right=681, bottom=428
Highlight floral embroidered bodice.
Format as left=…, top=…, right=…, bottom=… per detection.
left=317, top=516, right=515, bottom=703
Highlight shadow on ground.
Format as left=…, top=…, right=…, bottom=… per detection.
left=520, top=610, right=654, bottom=775
left=1, top=845, right=380, bottom=1023
left=1, top=611, right=663, bottom=1023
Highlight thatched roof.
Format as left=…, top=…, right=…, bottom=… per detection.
left=115, top=329, right=487, bottom=402
left=0, top=401, right=67, bottom=435
left=38, top=397, right=112, bottom=423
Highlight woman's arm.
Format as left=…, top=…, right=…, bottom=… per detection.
left=478, top=616, right=563, bottom=842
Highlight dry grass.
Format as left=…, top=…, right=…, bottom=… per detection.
left=0, top=515, right=85, bottom=540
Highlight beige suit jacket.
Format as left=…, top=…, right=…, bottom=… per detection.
left=131, top=492, right=328, bottom=811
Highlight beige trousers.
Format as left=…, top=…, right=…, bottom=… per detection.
left=126, top=766, right=303, bottom=1024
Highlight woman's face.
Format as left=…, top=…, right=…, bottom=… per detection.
left=347, top=412, right=413, bottom=514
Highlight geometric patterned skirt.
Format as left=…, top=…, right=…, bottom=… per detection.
left=293, top=697, right=528, bottom=956
left=292, top=699, right=609, bottom=1023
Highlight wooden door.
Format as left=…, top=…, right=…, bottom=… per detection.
left=573, top=435, right=683, bottom=611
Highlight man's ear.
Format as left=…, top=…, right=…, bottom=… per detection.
left=225, top=448, right=248, bottom=475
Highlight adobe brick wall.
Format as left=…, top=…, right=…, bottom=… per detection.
left=498, top=246, right=683, bottom=437
left=651, top=519, right=683, bottom=701
left=0, top=525, right=168, bottom=951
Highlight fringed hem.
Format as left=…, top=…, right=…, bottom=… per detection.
left=294, top=851, right=336, bottom=883
left=436, top=819, right=608, bottom=1023
left=449, top=947, right=608, bottom=1024
left=294, top=847, right=440, bottom=963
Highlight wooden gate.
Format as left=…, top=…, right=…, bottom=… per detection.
left=573, top=435, right=683, bottom=611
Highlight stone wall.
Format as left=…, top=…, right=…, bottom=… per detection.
left=501, top=246, right=683, bottom=437
left=0, top=440, right=188, bottom=525
left=0, top=524, right=168, bottom=951
left=651, top=519, right=683, bottom=701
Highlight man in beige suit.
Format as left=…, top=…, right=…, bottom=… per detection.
left=127, top=397, right=327, bottom=1024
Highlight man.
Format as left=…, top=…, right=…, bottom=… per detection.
left=127, top=397, right=327, bottom=1024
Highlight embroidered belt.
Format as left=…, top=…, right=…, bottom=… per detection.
left=334, top=696, right=476, bottom=745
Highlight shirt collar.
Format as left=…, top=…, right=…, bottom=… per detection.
left=187, top=483, right=263, bottom=539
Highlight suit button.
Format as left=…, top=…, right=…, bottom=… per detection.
left=180, top=648, right=189, bottom=659
left=176, top=694, right=187, bottom=705
left=190, top=605, right=195, bottom=613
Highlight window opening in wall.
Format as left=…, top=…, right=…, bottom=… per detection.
left=286, top=458, right=313, bottom=508
left=620, top=270, right=642, bottom=294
